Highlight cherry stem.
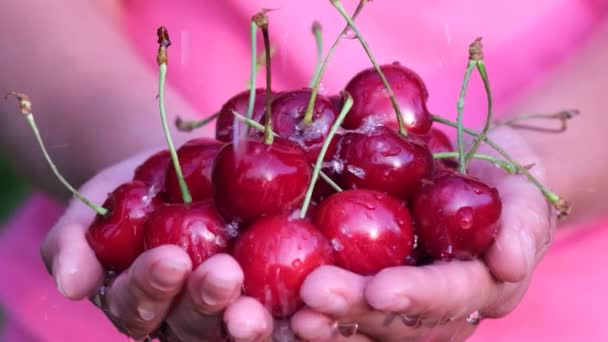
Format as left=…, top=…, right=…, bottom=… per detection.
left=157, top=27, right=192, bottom=204
left=465, top=38, right=493, bottom=163
left=246, top=20, right=259, bottom=120
left=330, top=0, right=407, bottom=137
left=231, top=110, right=343, bottom=193
left=431, top=114, right=571, bottom=218
left=300, top=91, right=353, bottom=219
left=303, top=0, right=366, bottom=124
left=175, top=112, right=219, bottom=132
left=253, top=12, right=274, bottom=145
left=6, top=92, right=108, bottom=216
left=494, top=109, right=579, bottom=133
left=433, top=152, right=516, bottom=174
left=456, top=60, right=476, bottom=174
left=309, top=21, right=324, bottom=88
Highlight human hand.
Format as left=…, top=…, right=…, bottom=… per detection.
left=40, top=150, right=274, bottom=341
left=291, top=126, right=556, bottom=341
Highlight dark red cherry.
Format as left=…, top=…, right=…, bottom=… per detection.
left=313, top=189, right=415, bottom=276
left=215, top=88, right=272, bottom=142
left=165, top=138, right=224, bottom=203
left=86, top=181, right=163, bottom=272
left=233, top=214, right=334, bottom=318
left=328, top=93, right=344, bottom=112
left=424, top=128, right=458, bottom=169
left=212, top=137, right=312, bottom=223
left=133, top=150, right=170, bottom=193
left=144, top=201, right=232, bottom=268
left=337, top=126, right=433, bottom=199
left=343, top=63, right=432, bottom=135
left=412, top=172, right=502, bottom=260
left=266, top=89, right=338, bottom=163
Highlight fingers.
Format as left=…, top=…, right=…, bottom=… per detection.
left=166, top=254, right=243, bottom=341
left=102, top=245, right=192, bottom=339
left=291, top=308, right=374, bottom=342
left=224, top=296, right=274, bottom=342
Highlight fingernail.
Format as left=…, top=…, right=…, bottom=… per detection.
left=519, top=231, right=536, bottom=272
left=151, top=259, right=189, bottom=290
left=373, top=295, right=411, bottom=312
left=54, top=257, right=78, bottom=298
left=200, top=278, right=234, bottom=307
left=137, top=304, right=157, bottom=321
left=328, top=293, right=349, bottom=315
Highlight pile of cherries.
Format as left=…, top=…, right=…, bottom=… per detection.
left=85, top=60, right=502, bottom=318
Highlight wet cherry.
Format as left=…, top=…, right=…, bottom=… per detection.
left=144, top=200, right=232, bottom=268
left=422, top=128, right=458, bottom=169
left=343, top=63, right=432, bottom=135
left=133, top=149, right=170, bottom=192
left=86, top=180, right=163, bottom=272
left=411, top=171, right=502, bottom=260
left=233, top=214, right=334, bottom=317
left=215, top=88, right=272, bottom=142
left=165, top=138, right=224, bottom=203
left=211, top=137, right=312, bottom=223
left=328, top=93, right=344, bottom=112
left=337, top=126, right=433, bottom=199
left=313, top=189, right=415, bottom=276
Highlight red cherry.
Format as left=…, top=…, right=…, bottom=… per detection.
left=133, top=150, right=170, bottom=192
left=423, top=128, right=458, bottom=170
left=412, top=171, right=502, bottom=260
left=215, top=88, right=272, bottom=142
left=165, top=138, right=224, bottom=203
left=266, top=89, right=338, bottom=163
left=337, top=126, right=433, bottom=199
left=313, top=189, right=415, bottom=276
left=212, top=137, right=312, bottom=223
left=233, top=214, right=334, bottom=317
left=328, top=93, right=344, bottom=112
left=343, top=63, right=432, bottom=135
left=86, top=181, right=163, bottom=272
left=144, top=201, right=233, bottom=268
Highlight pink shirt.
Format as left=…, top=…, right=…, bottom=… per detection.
left=2, top=0, right=608, bottom=340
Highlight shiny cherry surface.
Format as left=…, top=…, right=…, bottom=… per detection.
left=133, top=150, right=170, bottom=193
left=313, top=189, right=415, bottom=276
left=412, top=171, right=502, bottom=260
left=233, top=214, right=334, bottom=317
left=215, top=88, right=271, bottom=142
left=86, top=180, right=163, bottom=272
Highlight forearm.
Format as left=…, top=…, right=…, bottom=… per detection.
left=505, top=20, right=608, bottom=224
left=0, top=1, right=199, bottom=199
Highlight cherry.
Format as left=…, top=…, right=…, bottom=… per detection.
left=411, top=171, right=502, bottom=260
left=215, top=88, right=272, bottom=142
left=337, top=126, right=433, bottom=199
left=165, top=138, right=224, bottom=203
left=144, top=200, right=232, bottom=268
left=86, top=181, right=163, bottom=272
left=328, top=93, right=344, bottom=112
left=343, top=63, right=432, bottom=135
left=422, top=128, right=458, bottom=169
left=313, top=189, right=415, bottom=276
left=212, top=137, right=312, bottom=223
left=266, top=89, right=338, bottom=163
left=133, top=149, right=170, bottom=192
left=232, top=214, right=334, bottom=317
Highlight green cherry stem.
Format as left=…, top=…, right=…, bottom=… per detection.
left=175, top=112, right=219, bottom=132
left=330, top=0, right=407, bottom=137
left=465, top=38, right=493, bottom=162
left=303, top=0, right=366, bottom=124
left=6, top=92, right=108, bottom=216
left=231, top=110, right=343, bottom=193
left=157, top=26, right=192, bottom=204
left=309, top=21, right=324, bottom=88
left=433, top=152, right=516, bottom=174
left=246, top=19, right=259, bottom=120
left=253, top=12, right=274, bottom=145
left=494, top=109, right=579, bottom=133
left=456, top=60, right=476, bottom=174
left=431, top=114, right=571, bottom=218
left=300, top=91, right=353, bottom=218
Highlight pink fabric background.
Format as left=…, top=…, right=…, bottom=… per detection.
left=1, top=0, right=608, bottom=340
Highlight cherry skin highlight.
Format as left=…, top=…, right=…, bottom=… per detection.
left=211, top=137, right=312, bottom=223
left=144, top=200, right=232, bottom=268
left=86, top=180, right=163, bottom=272
left=232, top=214, right=334, bottom=318
left=412, top=171, right=502, bottom=260
left=266, top=88, right=338, bottom=163
left=337, top=126, right=433, bottom=199
left=343, top=63, right=432, bottom=135
left=133, top=149, right=170, bottom=193
left=165, top=138, right=224, bottom=203
left=215, top=88, right=272, bottom=142
left=313, top=189, right=415, bottom=276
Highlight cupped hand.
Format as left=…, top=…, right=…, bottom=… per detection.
left=291, top=126, right=557, bottom=341
left=40, top=150, right=274, bottom=341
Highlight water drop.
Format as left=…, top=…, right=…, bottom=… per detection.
left=226, top=221, right=240, bottom=238
left=466, top=311, right=483, bottom=325
left=331, top=238, right=344, bottom=251
left=346, top=165, right=366, bottom=179
left=456, top=206, right=474, bottom=230
left=291, top=259, right=302, bottom=269
left=337, top=322, right=359, bottom=337
left=343, top=27, right=357, bottom=39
